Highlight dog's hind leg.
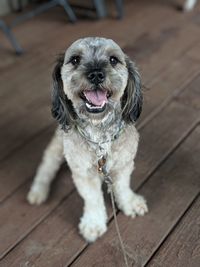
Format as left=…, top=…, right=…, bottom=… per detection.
left=27, top=128, right=64, bottom=205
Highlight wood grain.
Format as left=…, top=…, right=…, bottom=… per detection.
left=147, top=195, right=200, bottom=267
left=0, top=125, right=55, bottom=202
left=0, top=167, right=74, bottom=260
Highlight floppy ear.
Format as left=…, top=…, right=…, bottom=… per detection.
left=51, top=54, right=76, bottom=130
left=121, top=57, right=143, bottom=123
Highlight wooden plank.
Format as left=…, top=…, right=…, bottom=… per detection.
left=1, top=192, right=84, bottom=267
left=0, top=106, right=53, bottom=162
left=1, top=100, right=198, bottom=265
left=147, top=195, right=200, bottom=267
left=0, top=166, right=74, bottom=260
left=124, top=24, right=200, bottom=84
left=70, top=126, right=200, bottom=267
left=139, top=55, right=200, bottom=125
left=186, top=37, right=200, bottom=61
left=0, top=125, right=55, bottom=202
left=133, top=102, right=199, bottom=189
left=174, top=74, right=200, bottom=111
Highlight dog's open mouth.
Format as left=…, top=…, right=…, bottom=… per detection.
left=81, top=89, right=111, bottom=113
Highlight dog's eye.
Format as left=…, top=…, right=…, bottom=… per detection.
left=70, top=56, right=81, bottom=66
left=110, top=56, right=119, bottom=66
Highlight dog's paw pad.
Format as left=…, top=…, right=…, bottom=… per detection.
left=27, top=186, right=49, bottom=205
left=79, top=215, right=107, bottom=242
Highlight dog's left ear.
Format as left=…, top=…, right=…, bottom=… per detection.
left=121, top=57, right=143, bottom=123
left=51, top=54, right=76, bottom=131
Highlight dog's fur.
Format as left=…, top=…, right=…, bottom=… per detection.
left=27, top=37, right=148, bottom=242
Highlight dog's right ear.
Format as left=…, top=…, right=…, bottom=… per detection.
left=121, top=57, right=143, bottom=123
left=51, top=54, right=76, bottom=130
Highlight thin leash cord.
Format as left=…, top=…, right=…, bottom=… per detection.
left=106, top=178, right=130, bottom=267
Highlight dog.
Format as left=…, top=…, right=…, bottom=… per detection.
left=27, top=37, right=148, bottom=242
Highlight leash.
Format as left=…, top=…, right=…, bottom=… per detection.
left=98, top=156, right=130, bottom=267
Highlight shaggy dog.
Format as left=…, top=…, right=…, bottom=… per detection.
left=27, top=37, right=148, bottom=242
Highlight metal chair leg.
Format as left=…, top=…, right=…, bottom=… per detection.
left=115, top=0, right=123, bottom=19
left=59, top=0, right=77, bottom=22
left=93, top=0, right=107, bottom=18
left=8, top=0, right=23, bottom=12
left=0, top=20, right=23, bottom=54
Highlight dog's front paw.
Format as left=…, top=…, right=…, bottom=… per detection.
left=118, top=193, right=148, bottom=218
left=79, top=213, right=107, bottom=242
left=27, top=183, right=49, bottom=205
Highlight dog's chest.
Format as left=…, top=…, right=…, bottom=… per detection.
left=63, top=130, right=112, bottom=171
left=63, top=125, right=138, bottom=176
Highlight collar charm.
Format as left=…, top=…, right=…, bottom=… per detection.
left=98, top=155, right=107, bottom=173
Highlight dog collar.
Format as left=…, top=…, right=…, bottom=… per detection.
left=75, top=120, right=125, bottom=145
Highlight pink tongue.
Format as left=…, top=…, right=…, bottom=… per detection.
left=84, top=90, right=107, bottom=106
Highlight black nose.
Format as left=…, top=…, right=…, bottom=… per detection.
left=87, top=70, right=105, bottom=84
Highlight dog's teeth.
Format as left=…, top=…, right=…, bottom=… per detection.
left=86, top=102, right=92, bottom=108
left=86, top=101, right=107, bottom=113
left=86, top=102, right=99, bottom=109
left=100, top=101, right=106, bottom=108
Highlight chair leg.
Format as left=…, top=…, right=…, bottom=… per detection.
left=8, top=0, right=23, bottom=12
left=0, top=20, right=23, bottom=54
left=93, top=0, right=107, bottom=18
left=59, top=0, right=77, bottom=22
left=115, top=0, right=123, bottom=19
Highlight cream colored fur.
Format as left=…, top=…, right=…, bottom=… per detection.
left=27, top=37, right=148, bottom=242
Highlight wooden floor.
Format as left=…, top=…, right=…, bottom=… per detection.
left=0, top=1, right=200, bottom=266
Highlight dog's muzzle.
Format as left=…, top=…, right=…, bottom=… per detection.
left=80, top=69, right=111, bottom=113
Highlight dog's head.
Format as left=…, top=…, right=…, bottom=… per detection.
left=51, top=37, right=142, bottom=129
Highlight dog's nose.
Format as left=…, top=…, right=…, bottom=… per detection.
left=87, top=70, right=105, bottom=84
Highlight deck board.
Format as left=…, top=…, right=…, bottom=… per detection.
left=146, top=194, right=200, bottom=267
left=0, top=0, right=200, bottom=266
